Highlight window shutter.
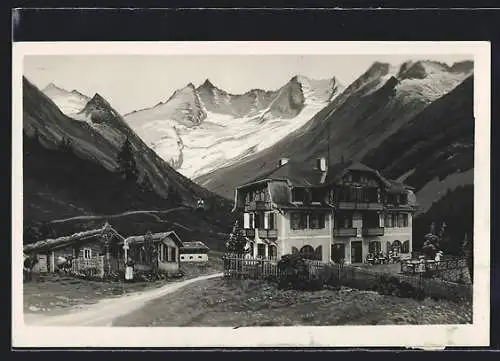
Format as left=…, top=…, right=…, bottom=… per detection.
left=264, top=212, right=269, bottom=229
left=243, top=213, right=250, bottom=229
left=269, top=213, right=275, bottom=229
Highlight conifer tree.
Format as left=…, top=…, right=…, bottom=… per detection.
left=225, top=220, right=249, bottom=255
left=117, top=137, right=139, bottom=182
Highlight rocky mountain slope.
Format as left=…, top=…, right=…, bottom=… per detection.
left=23, top=77, right=234, bottom=248
left=196, top=60, right=474, bottom=209
left=123, top=75, right=343, bottom=179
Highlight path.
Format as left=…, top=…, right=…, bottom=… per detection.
left=24, top=273, right=222, bottom=327
left=49, top=207, right=190, bottom=224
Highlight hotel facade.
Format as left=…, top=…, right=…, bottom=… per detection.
left=232, top=158, right=418, bottom=264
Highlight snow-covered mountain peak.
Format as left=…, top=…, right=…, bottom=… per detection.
left=42, top=83, right=91, bottom=116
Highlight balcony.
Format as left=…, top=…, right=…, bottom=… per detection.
left=336, top=201, right=383, bottom=210
left=239, top=229, right=255, bottom=238
left=257, top=229, right=278, bottom=239
left=244, top=200, right=271, bottom=212
left=332, top=228, right=357, bottom=237
left=362, top=227, right=385, bottom=236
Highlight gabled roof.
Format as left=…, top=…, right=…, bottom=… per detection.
left=243, top=159, right=412, bottom=193
left=244, top=160, right=328, bottom=187
left=123, top=231, right=184, bottom=248
left=181, top=241, right=210, bottom=251
left=23, top=222, right=123, bottom=254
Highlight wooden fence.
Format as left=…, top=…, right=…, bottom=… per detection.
left=324, top=263, right=472, bottom=302
left=222, top=253, right=325, bottom=280
left=72, top=256, right=105, bottom=278
left=222, top=253, right=472, bottom=302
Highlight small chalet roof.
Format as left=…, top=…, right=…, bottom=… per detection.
left=123, top=231, right=184, bottom=248
left=23, top=223, right=123, bottom=254
left=181, top=241, right=210, bottom=251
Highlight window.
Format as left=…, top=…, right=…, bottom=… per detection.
left=269, top=245, right=277, bottom=259
left=189, top=256, right=193, bottom=260
left=254, top=213, right=264, bottom=229
left=169, top=247, right=177, bottom=262
left=397, top=213, right=404, bottom=228
left=83, top=248, right=92, bottom=259
left=181, top=255, right=185, bottom=260
left=392, top=240, right=402, bottom=254
left=385, top=213, right=393, bottom=228
left=243, top=213, right=250, bottom=229
left=336, top=212, right=352, bottom=229
left=300, top=245, right=315, bottom=260
left=363, top=212, right=380, bottom=228
left=311, top=188, right=324, bottom=203
left=265, top=212, right=276, bottom=229
left=314, top=246, right=323, bottom=261
left=368, top=241, right=381, bottom=254
left=291, top=213, right=307, bottom=230
left=309, top=213, right=326, bottom=229
left=249, top=213, right=255, bottom=228
left=402, top=240, right=410, bottom=253
left=402, top=213, right=409, bottom=227
left=198, top=256, right=202, bottom=259
left=162, top=245, right=168, bottom=262
left=292, top=188, right=307, bottom=203
left=257, top=244, right=266, bottom=257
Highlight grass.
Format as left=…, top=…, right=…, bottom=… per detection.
left=23, top=251, right=223, bottom=316
left=23, top=273, right=167, bottom=315
left=112, top=277, right=473, bottom=327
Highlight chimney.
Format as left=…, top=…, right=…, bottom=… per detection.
left=278, top=158, right=289, bottom=167
left=317, top=157, right=327, bottom=172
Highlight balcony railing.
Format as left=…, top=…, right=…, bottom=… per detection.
left=332, top=228, right=357, bottom=237
left=244, top=200, right=271, bottom=212
left=239, top=229, right=255, bottom=237
left=336, top=201, right=383, bottom=210
left=257, top=229, right=278, bottom=239
left=362, top=227, right=385, bottom=236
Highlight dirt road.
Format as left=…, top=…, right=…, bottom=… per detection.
left=24, top=273, right=222, bottom=327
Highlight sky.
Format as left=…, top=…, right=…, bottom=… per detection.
left=24, top=54, right=473, bottom=115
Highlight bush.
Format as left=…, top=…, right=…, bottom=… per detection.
left=277, top=254, right=324, bottom=291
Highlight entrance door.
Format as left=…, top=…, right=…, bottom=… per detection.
left=331, top=243, right=346, bottom=263
left=351, top=241, right=363, bottom=263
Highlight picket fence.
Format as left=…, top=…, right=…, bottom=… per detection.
left=222, top=253, right=472, bottom=302
left=222, top=253, right=324, bottom=280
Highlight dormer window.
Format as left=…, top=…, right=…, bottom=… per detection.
left=291, top=188, right=307, bottom=203
left=310, top=188, right=324, bottom=203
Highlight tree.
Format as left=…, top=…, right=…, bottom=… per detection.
left=117, top=137, right=139, bottom=182
left=225, top=220, right=250, bottom=254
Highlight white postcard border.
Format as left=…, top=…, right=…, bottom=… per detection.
left=12, top=41, right=491, bottom=348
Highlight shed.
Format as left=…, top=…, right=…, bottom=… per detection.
left=180, top=241, right=210, bottom=262
left=122, top=231, right=184, bottom=273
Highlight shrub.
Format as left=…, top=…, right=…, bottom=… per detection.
left=277, top=254, right=324, bottom=291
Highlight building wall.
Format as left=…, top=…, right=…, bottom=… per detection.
left=277, top=212, right=332, bottom=261
left=180, top=253, right=208, bottom=262
left=158, top=260, right=179, bottom=272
